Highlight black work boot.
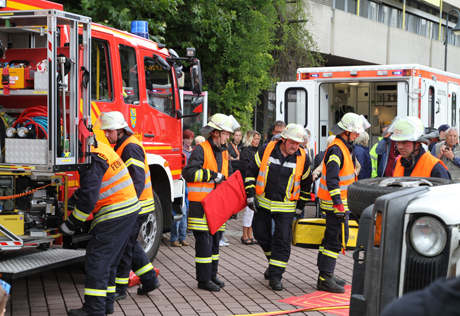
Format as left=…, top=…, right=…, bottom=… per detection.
left=333, top=274, right=346, bottom=286
left=317, top=272, right=345, bottom=293
left=113, top=292, right=127, bottom=301
left=269, top=278, right=283, bottom=291
left=211, top=276, right=225, bottom=288
left=106, top=306, right=114, bottom=314
left=198, top=280, right=221, bottom=292
left=68, top=308, right=89, bottom=316
left=137, top=278, right=161, bottom=295
left=264, top=268, right=269, bottom=280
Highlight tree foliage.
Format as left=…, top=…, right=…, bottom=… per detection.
left=58, top=0, right=322, bottom=131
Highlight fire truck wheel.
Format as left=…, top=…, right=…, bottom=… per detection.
left=348, top=177, right=455, bottom=218
left=138, top=190, right=163, bottom=262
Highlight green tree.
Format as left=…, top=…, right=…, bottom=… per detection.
left=58, top=0, right=322, bottom=130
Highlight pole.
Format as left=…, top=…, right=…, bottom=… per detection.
left=402, top=0, right=406, bottom=30
left=444, top=12, right=448, bottom=71
left=439, top=0, right=443, bottom=42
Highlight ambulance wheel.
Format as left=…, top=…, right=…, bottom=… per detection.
left=138, top=190, right=163, bottom=263
left=348, top=177, right=455, bottom=218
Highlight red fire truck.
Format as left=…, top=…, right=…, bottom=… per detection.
left=0, top=0, right=203, bottom=280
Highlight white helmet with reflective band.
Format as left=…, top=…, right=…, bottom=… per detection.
left=96, top=111, right=133, bottom=135
left=281, top=123, right=305, bottom=143
left=337, top=113, right=371, bottom=133
left=200, top=113, right=240, bottom=136
left=389, top=116, right=424, bottom=142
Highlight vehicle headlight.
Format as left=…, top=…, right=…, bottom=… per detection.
left=410, top=216, right=447, bottom=257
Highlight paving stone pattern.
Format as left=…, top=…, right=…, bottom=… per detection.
left=6, top=206, right=354, bottom=316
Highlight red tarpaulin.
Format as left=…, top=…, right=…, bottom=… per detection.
left=201, top=170, right=247, bottom=235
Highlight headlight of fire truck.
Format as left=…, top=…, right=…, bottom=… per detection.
left=410, top=216, right=447, bottom=257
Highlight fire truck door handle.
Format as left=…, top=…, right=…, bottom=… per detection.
left=144, top=133, right=155, bottom=138
left=353, top=247, right=365, bottom=262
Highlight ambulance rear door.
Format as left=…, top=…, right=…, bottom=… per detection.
left=276, top=81, right=316, bottom=151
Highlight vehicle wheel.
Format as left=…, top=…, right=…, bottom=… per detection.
left=348, top=177, right=455, bottom=218
left=138, top=190, right=163, bottom=263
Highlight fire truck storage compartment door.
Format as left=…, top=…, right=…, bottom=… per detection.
left=5, top=139, right=48, bottom=165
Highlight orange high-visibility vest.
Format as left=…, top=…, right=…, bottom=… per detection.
left=115, top=135, right=153, bottom=201
left=188, top=141, right=229, bottom=202
left=317, top=138, right=356, bottom=202
left=91, top=142, right=138, bottom=213
left=393, top=152, right=448, bottom=177
left=255, top=141, right=306, bottom=201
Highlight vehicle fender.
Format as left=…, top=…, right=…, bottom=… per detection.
left=145, top=153, right=174, bottom=201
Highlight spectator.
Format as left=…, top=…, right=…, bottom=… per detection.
left=381, top=276, right=460, bottom=316
left=183, top=129, right=195, bottom=165
left=228, top=129, right=243, bottom=172
left=370, top=124, right=388, bottom=178
left=239, top=130, right=261, bottom=245
left=170, top=130, right=195, bottom=247
left=428, top=124, right=450, bottom=153
left=264, top=121, right=286, bottom=144
left=0, top=281, right=8, bottom=316
left=195, top=135, right=205, bottom=145
left=432, top=127, right=460, bottom=180
left=376, top=130, right=399, bottom=177
left=354, top=132, right=371, bottom=180
left=302, top=129, right=315, bottom=169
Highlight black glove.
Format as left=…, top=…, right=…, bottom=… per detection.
left=247, top=197, right=259, bottom=213
left=213, top=173, right=225, bottom=184
left=58, top=220, right=77, bottom=235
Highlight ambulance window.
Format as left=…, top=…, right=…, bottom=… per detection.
left=91, top=40, right=113, bottom=101
left=144, top=56, right=174, bottom=117
left=119, top=45, right=140, bottom=105
left=452, top=92, right=457, bottom=127
left=428, top=86, right=434, bottom=128
left=285, top=88, right=307, bottom=127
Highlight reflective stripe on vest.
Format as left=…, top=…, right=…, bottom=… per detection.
left=317, top=138, right=356, bottom=202
left=116, top=135, right=154, bottom=202
left=255, top=141, right=306, bottom=201
left=393, top=152, right=448, bottom=177
left=188, top=141, right=229, bottom=202
left=91, top=142, right=139, bottom=214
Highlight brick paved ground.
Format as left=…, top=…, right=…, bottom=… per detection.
left=6, top=206, right=354, bottom=316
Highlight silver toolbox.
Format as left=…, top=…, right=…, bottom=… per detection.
left=5, top=139, right=48, bottom=165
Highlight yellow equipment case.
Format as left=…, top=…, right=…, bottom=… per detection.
left=292, top=218, right=359, bottom=249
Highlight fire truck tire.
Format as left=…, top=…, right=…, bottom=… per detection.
left=348, top=177, right=455, bottom=218
left=138, top=190, right=163, bottom=263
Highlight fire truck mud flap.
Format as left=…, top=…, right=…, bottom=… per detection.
left=349, top=186, right=429, bottom=316
left=138, top=190, right=163, bottom=262
left=348, top=177, right=455, bottom=218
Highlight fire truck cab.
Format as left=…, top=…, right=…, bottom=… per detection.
left=0, top=0, right=203, bottom=280
left=276, top=64, right=460, bottom=154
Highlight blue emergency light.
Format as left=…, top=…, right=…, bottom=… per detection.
left=131, top=21, right=149, bottom=39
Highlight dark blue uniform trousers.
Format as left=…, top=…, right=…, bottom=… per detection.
left=252, top=207, right=294, bottom=280
left=114, top=212, right=157, bottom=296
left=193, top=230, right=222, bottom=281
left=317, top=209, right=349, bottom=273
left=82, top=213, right=137, bottom=316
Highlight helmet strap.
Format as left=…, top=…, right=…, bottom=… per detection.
left=343, top=131, right=353, bottom=144
left=403, top=142, right=420, bottom=170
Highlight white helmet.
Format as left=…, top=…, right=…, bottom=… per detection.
left=389, top=116, right=424, bottom=142
left=337, top=113, right=371, bottom=133
left=200, top=113, right=240, bottom=136
left=96, top=111, right=133, bottom=135
left=280, top=123, right=305, bottom=143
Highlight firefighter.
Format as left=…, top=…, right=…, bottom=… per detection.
left=316, top=113, right=370, bottom=293
left=60, top=141, right=141, bottom=316
left=97, top=111, right=160, bottom=305
left=182, top=113, right=239, bottom=292
left=245, top=123, right=313, bottom=291
left=389, top=116, right=450, bottom=179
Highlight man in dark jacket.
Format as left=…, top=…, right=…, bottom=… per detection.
left=245, top=123, right=312, bottom=291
